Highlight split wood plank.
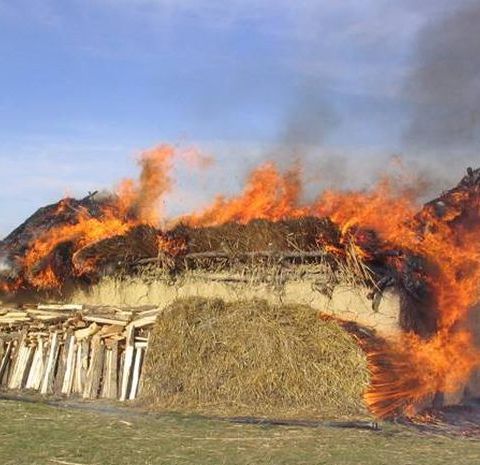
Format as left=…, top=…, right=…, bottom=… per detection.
left=72, top=344, right=83, bottom=394
left=73, top=339, right=90, bottom=394
left=108, top=341, right=118, bottom=399
left=8, top=344, right=25, bottom=389
left=129, top=347, right=143, bottom=400
left=0, top=341, right=13, bottom=385
left=18, top=346, right=34, bottom=389
left=8, top=331, right=27, bottom=389
left=120, top=324, right=135, bottom=401
left=100, top=349, right=111, bottom=399
left=54, top=335, right=70, bottom=394
left=37, top=304, right=83, bottom=311
left=118, top=351, right=125, bottom=399
left=40, top=332, right=60, bottom=394
left=99, top=324, right=124, bottom=339
left=75, top=323, right=100, bottom=341
left=26, top=338, right=45, bottom=390
left=0, top=339, right=4, bottom=370
left=130, top=316, right=156, bottom=329
left=83, top=316, right=128, bottom=326
left=61, top=336, right=77, bottom=395
left=136, top=308, right=161, bottom=318
left=11, top=343, right=33, bottom=390
left=83, top=335, right=105, bottom=399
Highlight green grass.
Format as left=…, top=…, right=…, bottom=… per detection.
left=0, top=400, right=479, bottom=465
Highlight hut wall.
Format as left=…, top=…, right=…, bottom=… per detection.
left=69, top=276, right=402, bottom=337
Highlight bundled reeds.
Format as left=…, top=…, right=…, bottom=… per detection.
left=141, top=297, right=371, bottom=419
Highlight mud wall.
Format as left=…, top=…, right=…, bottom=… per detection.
left=69, top=275, right=402, bottom=337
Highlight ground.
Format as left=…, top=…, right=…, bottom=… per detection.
left=1, top=399, right=479, bottom=465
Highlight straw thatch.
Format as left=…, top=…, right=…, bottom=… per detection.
left=72, top=225, right=160, bottom=273
left=141, top=297, right=371, bottom=419
left=171, top=217, right=340, bottom=255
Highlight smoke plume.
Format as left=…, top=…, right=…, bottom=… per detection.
left=404, top=1, right=480, bottom=153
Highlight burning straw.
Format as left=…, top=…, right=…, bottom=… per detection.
left=140, top=297, right=371, bottom=420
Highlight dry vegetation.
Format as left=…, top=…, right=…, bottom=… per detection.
left=140, top=297, right=370, bottom=419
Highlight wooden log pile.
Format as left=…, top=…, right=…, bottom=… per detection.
left=0, top=303, right=158, bottom=401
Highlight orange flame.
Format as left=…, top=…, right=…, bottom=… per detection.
left=21, top=145, right=176, bottom=289
left=185, top=161, right=480, bottom=416
left=184, top=163, right=307, bottom=226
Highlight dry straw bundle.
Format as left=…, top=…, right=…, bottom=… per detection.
left=141, top=297, right=370, bottom=419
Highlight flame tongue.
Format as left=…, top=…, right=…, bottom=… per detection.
left=7, top=145, right=175, bottom=290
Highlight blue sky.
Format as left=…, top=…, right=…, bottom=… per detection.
left=0, top=0, right=472, bottom=236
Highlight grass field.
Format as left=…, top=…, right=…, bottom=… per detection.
left=0, top=399, right=479, bottom=465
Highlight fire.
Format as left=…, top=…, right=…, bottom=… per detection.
left=185, top=159, right=480, bottom=417
left=19, top=145, right=175, bottom=289
left=117, top=145, right=175, bottom=225
left=184, top=163, right=308, bottom=226
left=2, top=143, right=480, bottom=418
left=260, top=170, right=476, bottom=417
left=23, top=211, right=134, bottom=289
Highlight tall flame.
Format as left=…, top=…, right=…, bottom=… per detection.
left=21, top=145, right=175, bottom=289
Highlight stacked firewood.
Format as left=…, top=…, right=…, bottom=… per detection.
left=0, top=303, right=158, bottom=401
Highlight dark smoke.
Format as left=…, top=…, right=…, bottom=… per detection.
left=268, top=77, right=345, bottom=194
left=280, top=80, right=339, bottom=151
left=404, top=1, right=480, bottom=152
